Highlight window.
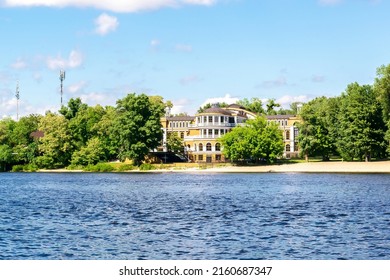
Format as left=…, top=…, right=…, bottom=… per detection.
left=198, top=155, right=203, bottom=161
left=203, top=116, right=207, bottom=123
left=220, top=116, right=224, bottom=123
left=216, top=155, right=222, bottom=161
left=294, top=142, right=299, bottom=152
left=220, top=129, right=225, bottom=135
left=206, top=143, right=212, bottom=151
left=208, top=116, right=213, bottom=123
left=199, top=143, right=203, bottom=151
left=180, top=132, right=184, bottom=139
left=294, top=128, right=299, bottom=138
left=214, top=129, right=219, bottom=137
left=286, top=130, right=290, bottom=140
left=214, top=116, right=219, bottom=123
left=286, top=144, right=291, bottom=152
left=208, top=129, right=212, bottom=136
left=215, top=143, right=221, bottom=151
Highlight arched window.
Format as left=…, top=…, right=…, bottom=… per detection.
left=206, top=143, right=212, bottom=151
left=286, top=130, right=290, bottom=140
left=215, top=143, right=221, bottom=151
left=199, top=143, right=203, bottom=151
left=286, top=144, right=291, bottom=152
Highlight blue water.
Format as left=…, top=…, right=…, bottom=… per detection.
left=0, top=172, right=389, bottom=260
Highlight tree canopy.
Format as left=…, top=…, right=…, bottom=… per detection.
left=221, top=116, right=284, bottom=163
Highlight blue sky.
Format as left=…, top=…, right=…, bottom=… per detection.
left=1, top=0, right=390, bottom=118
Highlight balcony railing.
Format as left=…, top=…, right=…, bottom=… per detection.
left=188, top=123, right=236, bottom=128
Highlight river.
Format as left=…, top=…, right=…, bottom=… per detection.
left=0, top=172, right=389, bottom=259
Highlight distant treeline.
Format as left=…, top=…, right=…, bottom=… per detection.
left=0, top=94, right=168, bottom=171
left=298, top=64, right=390, bottom=162
left=1, top=64, right=390, bottom=171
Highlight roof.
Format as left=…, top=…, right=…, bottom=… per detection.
left=227, top=103, right=246, bottom=110
left=198, top=107, right=233, bottom=116
left=166, top=116, right=195, bottom=121
left=266, top=114, right=296, bottom=120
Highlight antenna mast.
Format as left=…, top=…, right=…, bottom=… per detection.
left=59, top=69, right=66, bottom=106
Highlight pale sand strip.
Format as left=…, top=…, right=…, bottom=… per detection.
left=195, top=161, right=390, bottom=173
left=37, top=161, right=390, bottom=173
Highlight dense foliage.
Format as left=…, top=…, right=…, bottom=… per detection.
left=221, top=116, right=284, bottom=163
left=298, top=64, right=390, bottom=161
left=0, top=93, right=169, bottom=170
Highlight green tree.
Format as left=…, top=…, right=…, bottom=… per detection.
left=0, top=118, right=16, bottom=145
left=374, top=64, right=390, bottom=153
left=298, top=97, right=337, bottom=161
left=59, top=97, right=87, bottom=120
left=36, top=113, right=73, bottom=168
left=68, top=104, right=106, bottom=150
left=237, top=97, right=265, bottom=114
left=197, top=102, right=229, bottom=113
left=93, top=106, right=120, bottom=161
left=167, top=132, right=184, bottom=153
left=70, top=137, right=106, bottom=166
left=114, top=93, right=165, bottom=165
left=266, top=99, right=281, bottom=115
left=0, top=144, right=13, bottom=171
left=10, top=114, right=41, bottom=164
left=374, top=64, right=390, bottom=122
left=221, top=116, right=284, bottom=163
left=337, top=83, right=386, bottom=161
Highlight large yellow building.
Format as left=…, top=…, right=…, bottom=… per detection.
left=160, top=104, right=300, bottom=163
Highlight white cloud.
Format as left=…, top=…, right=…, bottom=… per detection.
left=94, top=13, right=119, bottom=36
left=67, top=80, right=88, bottom=94
left=150, top=39, right=161, bottom=52
left=260, top=76, right=288, bottom=88
left=11, top=58, right=27, bottom=69
left=79, top=92, right=116, bottom=106
left=170, top=98, right=192, bottom=115
left=201, top=93, right=238, bottom=107
left=46, top=50, right=83, bottom=70
left=179, top=75, right=201, bottom=85
left=32, top=72, right=43, bottom=83
left=276, top=95, right=310, bottom=109
left=4, top=0, right=218, bottom=13
left=175, top=44, right=193, bottom=52
left=311, top=75, right=325, bottom=83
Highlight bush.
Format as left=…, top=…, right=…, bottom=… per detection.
left=12, top=165, right=24, bottom=172
left=83, top=163, right=114, bottom=172
left=24, top=164, right=38, bottom=172
left=117, top=164, right=134, bottom=171
left=139, top=163, right=156, bottom=171
left=11, top=164, right=38, bottom=172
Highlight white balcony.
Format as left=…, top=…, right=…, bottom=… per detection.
left=188, top=123, right=236, bottom=128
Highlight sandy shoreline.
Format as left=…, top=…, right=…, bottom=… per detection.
left=38, top=161, right=390, bottom=173
left=196, top=161, right=390, bottom=173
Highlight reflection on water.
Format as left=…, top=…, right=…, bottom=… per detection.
left=0, top=172, right=389, bottom=259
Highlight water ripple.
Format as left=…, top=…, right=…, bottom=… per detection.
left=0, top=172, right=389, bottom=259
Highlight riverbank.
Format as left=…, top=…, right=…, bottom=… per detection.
left=194, top=161, right=390, bottom=173
left=37, top=160, right=390, bottom=173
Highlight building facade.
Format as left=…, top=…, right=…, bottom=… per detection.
left=160, top=104, right=301, bottom=162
